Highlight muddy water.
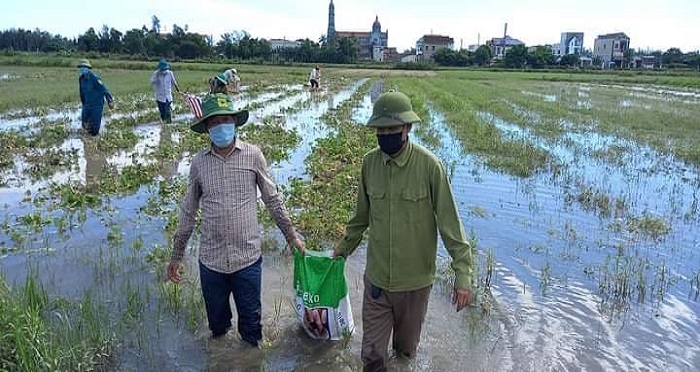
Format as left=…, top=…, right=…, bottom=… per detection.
left=0, top=85, right=298, bottom=131
left=2, top=81, right=700, bottom=371
left=440, top=110, right=700, bottom=369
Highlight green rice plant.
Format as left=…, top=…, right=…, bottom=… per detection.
left=122, top=280, right=145, bottom=325
left=626, top=212, right=671, bottom=242
left=540, top=261, right=552, bottom=296
left=23, top=147, right=78, bottom=182
left=0, top=62, right=311, bottom=112
left=0, top=274, right=114, bottom=371
left=339, top=327, right=354, bottom=350
left=690, top=271, right=700, bottom=301
left=107, top=223, right=123, bottom=247
left=240, top=115, right=301, bottom=164
left=484, top=247, right=495, bottom=289
left=388, top=76, right=554, bottom=177
left=48, top=182, right=102, bottom=210
left=17, top=212, right=52, bottom=234
left=286, top=79, right=375, bottom=248
left=95, top=128, right=141, bottom=152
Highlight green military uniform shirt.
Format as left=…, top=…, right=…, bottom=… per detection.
left=337, top=141, right=473, bottom=292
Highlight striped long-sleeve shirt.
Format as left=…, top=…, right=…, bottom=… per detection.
left=172, top=141, right=298, bottom=273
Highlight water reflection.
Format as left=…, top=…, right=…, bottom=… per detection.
left=82, top=136, right=106, bottom=191
left=326, top=91, right=334, bottom=109
left=2, top=81, right=700, bottom=371
left=158, top=125, right=179, bottom=180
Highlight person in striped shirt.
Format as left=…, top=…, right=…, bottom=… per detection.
left=209, top=73, right=229, bottom=94
left=223, top=68, right=241, bottom=94
left=167, top=93, right=306, bottom=347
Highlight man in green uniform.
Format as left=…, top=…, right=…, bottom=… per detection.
left=334, top=91, right=474, bottom=372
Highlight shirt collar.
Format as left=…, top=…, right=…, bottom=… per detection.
left=381, top=140, right=412, bottom=167
left=204, top=140, right=242, bottom=159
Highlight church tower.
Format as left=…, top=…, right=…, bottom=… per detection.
left=327, top=0, right=335, bottom=43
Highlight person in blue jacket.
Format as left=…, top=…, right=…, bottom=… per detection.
left=78, top=59, right=114, bottom=136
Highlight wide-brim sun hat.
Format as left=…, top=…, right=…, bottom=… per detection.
left=158, top=59, right=170, bottom=70
left=77, top=59, right=92, bottom=68
left=190, top=93, right=249, bottom=133
left=215, top=73, right=228, bottom=84
left=366, top=91, right=421, bottom=128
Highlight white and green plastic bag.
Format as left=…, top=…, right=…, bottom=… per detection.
left=293, top=250, right=355, bottom=340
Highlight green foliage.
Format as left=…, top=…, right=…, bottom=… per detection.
left=0, top=275, right=113, bottom=371
left=473, top=45, right=492, bottom=66
left=287, top=80, right=376, bottom=247
left=527, top=46, right=555, bottom=68
left=390, top=75, right=554, bottom=177
left=560, top=53, right=580, bottom=67
left=504, top=44, right=529, bottom=68
left=433, top=48, right=471, bottom=67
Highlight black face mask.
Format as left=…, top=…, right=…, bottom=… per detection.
left=377, top=132, right=405, bottom=155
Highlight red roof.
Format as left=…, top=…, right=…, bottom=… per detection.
left=418, top=34, right=454, bottom=45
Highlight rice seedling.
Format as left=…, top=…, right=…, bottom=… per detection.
left=690, top=271, right=700, bottom=301
left=626, top=212, right=671, bottom=242
left=387, top=76, right=554, bottom=178
left=540, top=261, right=552, bottom=296
left=0, top=273, right=114, bottom=371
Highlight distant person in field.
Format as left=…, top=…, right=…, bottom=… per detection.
left=209, top=73, right=229, bottom=94
left=223, top=67, right=241, bottom=94
left=150, top=59, right=180, bottom=124
left=309, top=66, right=321, bottom=91
left=78, top=59, right=114, bottom=136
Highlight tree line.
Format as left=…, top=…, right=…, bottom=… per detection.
left=1, top=17, right=697, bottom=69
left=0, top=16, right=360, bottom=64
left=434, top=44, right=700, bottom=70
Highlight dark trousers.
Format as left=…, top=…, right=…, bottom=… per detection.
left=361, top=275, right=432, bottom=372
left=199, top=257, right=262, bottom=346
left=81, top=105, right=104, bottom=136
left=156, top=100, right=172, bottom=123
left=310, top=78, right=319, bottom=88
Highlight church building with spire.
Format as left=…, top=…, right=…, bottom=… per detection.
left=326, top=0, right=388, bottom=60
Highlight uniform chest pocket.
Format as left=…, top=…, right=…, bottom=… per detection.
left=367, top=190, right=387, bottom=222
left=368, top=190, right=386, bottom=200
left=401, top=188, right=430, bottom=228
left=401, top=188, right=429, bottom=202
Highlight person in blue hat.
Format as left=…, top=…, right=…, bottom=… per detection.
left=78, top=59, right=114, bottom=136
left=150, top=59, right=180, bottom=123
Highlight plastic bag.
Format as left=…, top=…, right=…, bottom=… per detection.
left=293, top=250, right=355, bottom=340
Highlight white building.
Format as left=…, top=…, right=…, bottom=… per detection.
left=551, top=43, right=562, bottom=57
left=560, top=32, right=584, bottom=55
left=269, top=39, right=300, bottom=50
left=401, top=54, right=417, bottom=63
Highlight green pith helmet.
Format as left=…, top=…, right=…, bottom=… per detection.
left=366, top=91, right=421, bottom=128
left=190, top=93, right=249, bottom=133
left=77, top=59, right=92, bottom=69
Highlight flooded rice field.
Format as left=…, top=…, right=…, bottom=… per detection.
left=1, top=74, right=699, bottom=371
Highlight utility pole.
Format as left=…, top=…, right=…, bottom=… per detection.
left=502, top=22, right=508, bottom=58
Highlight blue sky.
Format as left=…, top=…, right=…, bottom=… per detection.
left=2, top=0, right=698, bottom=52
